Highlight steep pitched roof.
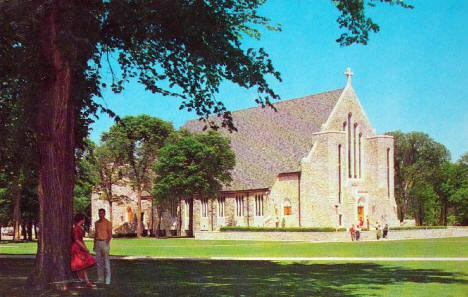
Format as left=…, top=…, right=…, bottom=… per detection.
left=183, top=88, right=344, bottom=191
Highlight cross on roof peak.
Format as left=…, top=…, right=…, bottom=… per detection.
left=344, top=67, right=354, bottom=85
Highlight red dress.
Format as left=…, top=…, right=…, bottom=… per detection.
left=71, top=225, right=97, bottom=272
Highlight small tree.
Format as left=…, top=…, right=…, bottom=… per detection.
left=153, top=130, right=235, bottom=236
left=104, top=115, right=173, bottom=237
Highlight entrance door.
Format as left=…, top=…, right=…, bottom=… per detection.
left=357, top=206, right=364, bottom=226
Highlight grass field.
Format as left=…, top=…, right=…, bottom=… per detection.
left=1, top=258, right=467, bottom=297
left=1, top=237, right=468, bottom=258
left=1, top=237, right=467, bottom=296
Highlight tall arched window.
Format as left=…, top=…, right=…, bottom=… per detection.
left=127, top=207, right=133, bottom=223
left=353, top=123, right=358, bottom=178
left=347, top=113, right=352, bottom=178
left=236, top=195, right=244, bottom=217
left=255, top=194, right=264, bottom=216
left=338, top=144, right=342, bottom=203
left=359, top=133, right=362, bottom=178
left=218, top=197, right=225, bottom=217
left=201, top=198, right=208, bottom=217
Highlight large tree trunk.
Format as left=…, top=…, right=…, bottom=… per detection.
left=31, top=5, right=75, bottom=290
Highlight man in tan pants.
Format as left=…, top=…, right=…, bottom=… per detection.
left=94, top=208, right=112, bottom=285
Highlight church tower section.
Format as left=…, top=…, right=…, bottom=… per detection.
left=299, top=68, right=399, bottom=228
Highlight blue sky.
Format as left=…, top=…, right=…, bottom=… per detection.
left=90, top=0, right=468, bottom=161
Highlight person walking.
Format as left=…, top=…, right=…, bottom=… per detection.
left=71, top=213, right=96, bottom=287
left=375, top=222, right=382, bottom=240
left=94, top=208, right=112, bottom=285
left=383, top=224, right=389, bottom=239
left=355, top=224, right=361, bottom=241
left=350, top=224, right=356, bottom=241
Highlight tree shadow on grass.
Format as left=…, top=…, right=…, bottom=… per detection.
left=0, top=259, right=467, bottom=297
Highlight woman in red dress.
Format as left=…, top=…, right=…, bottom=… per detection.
left=71, top=213, right=97, bottom=287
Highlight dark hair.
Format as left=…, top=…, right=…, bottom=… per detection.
left=98, top=208, right=106, bottom=214
left=74, top=213, right=85, bottom=224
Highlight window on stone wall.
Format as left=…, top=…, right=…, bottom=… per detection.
left=283, top=199, right=292, bottom=216
left=201, top=198, right=208, bottom=218
left=339, top=214, right=342, bottom=226
left=184, top=201, right=190, bottom=223
left=347, top=113, right=352, bottom=178
left=255, top=194, right=264, bottom=216
left=353, top=123, right=358, bottom=178
left=338, top=144, right=342, bottom=204
left=218, top=197, right=225, bottom=217
left=236, top=195, right=244, bottom=217
left=359, top=132, right=362, bottom=178
left=127, top=207, right=133, bottom=223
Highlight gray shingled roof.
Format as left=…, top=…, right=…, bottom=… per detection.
left=183, top=88, right=344, bottom=191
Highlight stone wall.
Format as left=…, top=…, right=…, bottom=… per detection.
left=91, top=183, right=181, bottom=236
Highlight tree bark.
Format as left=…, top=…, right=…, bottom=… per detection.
left=109, top=200, right=113, bottom=226
left=156, top=204, right=163, bottom=238
left=31, top=5, right=75, bottom=290
left=188, top=198, right=194, bottom=237
left=150, top=199, right=154, bottom=236
left=178, top=200, right=182, bottom=236
left=27, top=218, right=33, bottom=241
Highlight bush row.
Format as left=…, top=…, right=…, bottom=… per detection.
left=220, top=226, right=449, bottom=232
left=388, top=226, right=448, bottom=231
left=220, top=226, right=347, bottom=232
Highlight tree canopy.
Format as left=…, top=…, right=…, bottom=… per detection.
left=153, top=130, right=235, bottom=201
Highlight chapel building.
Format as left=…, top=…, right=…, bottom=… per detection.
left=91, top=68, right=399, bottom=236
left=180, top=68, right=399, bottom=234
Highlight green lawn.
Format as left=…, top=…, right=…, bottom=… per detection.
left=1, top=258, right=467, bottom=297
left=1, top=238, right=467, bottom=296
left=1, top=237, right=468, bottom=258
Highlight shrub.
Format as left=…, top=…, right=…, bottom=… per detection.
left=389, top=226, right=448, bottom=231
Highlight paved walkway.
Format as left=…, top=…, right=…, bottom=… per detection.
left=2, top=254, right=468, bottom=261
